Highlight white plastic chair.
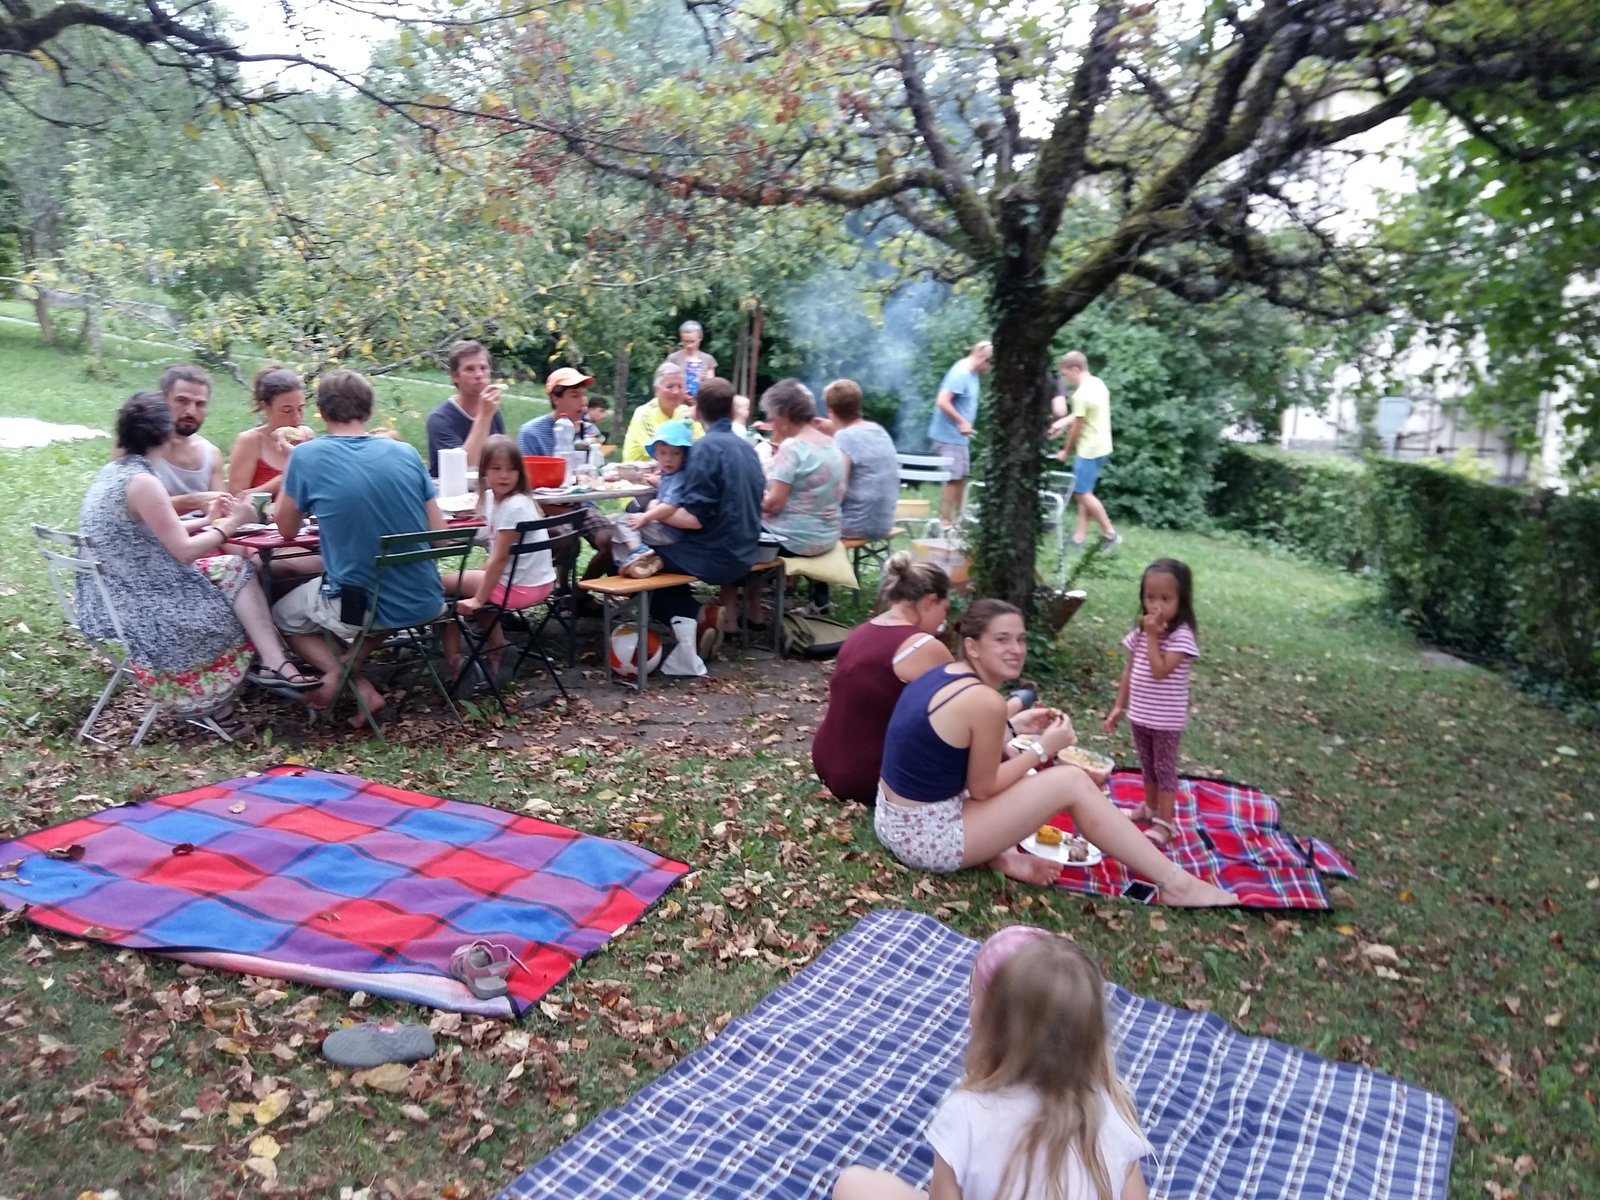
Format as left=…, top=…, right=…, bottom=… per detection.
left=896, top=452, right=954, bottom=537
left=33, top=523, right=238, bottom=747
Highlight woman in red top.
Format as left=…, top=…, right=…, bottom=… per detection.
left=228, top=367, right=315, bottom=497
left=812, top=554, right=957, bottom=803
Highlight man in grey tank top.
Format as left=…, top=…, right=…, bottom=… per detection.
left=148, top=363, right=226, bottom=514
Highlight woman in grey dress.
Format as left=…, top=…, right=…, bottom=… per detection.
left=78, top=393, right=317, bottom=736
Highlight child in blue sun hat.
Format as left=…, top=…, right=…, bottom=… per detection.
left=623, top=419, right=695, bottom=547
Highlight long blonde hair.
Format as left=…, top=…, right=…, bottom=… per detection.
left=963, top=936, right=1141, bottom=1200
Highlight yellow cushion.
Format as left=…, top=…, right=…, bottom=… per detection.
left=780, top=541, right=859, bottom=589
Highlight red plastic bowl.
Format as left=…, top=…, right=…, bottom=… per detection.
left=523, top=455, right=567, bottom=488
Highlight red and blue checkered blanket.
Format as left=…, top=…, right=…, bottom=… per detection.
left=1042, top=771, right=1356, bottom=909
left=0, top=767, right=688, bottom=1016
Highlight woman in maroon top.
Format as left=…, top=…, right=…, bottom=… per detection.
left=812, top=554, right=956, bottom=803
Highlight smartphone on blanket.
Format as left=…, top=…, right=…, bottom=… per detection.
left=1122, top=880, right=1158, bottom=905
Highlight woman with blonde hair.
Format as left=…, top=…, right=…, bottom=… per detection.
left=835, top=933, right=1152, bottom=1200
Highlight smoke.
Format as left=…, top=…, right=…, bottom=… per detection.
left=778, top=267, right=952, bottom=446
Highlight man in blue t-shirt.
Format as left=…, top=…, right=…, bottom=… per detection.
left=926, top=339, right=993, bottom=525
left=426, top=340, right=505, bottom=475
left=273, top=369, right=446, bottom=725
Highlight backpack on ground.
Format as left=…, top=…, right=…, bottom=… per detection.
left=780, top=611, right=854, bottom=659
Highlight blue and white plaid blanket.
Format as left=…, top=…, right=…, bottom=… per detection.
left=499, top=909, right=1456, bottom=1200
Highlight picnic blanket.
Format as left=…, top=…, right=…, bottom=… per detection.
left=0, top=766, right=687, bottom=1017
left=1041, top=771, right=1357, bottom=909
left=500, top=909, right=1455, bottom=1200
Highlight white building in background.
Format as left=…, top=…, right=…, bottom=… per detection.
left=1271, top=98, right=1582, bottom=489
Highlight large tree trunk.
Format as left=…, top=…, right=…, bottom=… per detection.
left=972, top=286, right=1058, bottom=615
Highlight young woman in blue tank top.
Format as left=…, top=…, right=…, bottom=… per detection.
left=875, top=599, right=1237, bottom=905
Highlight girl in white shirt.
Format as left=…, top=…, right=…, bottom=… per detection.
left=442, top=436, right=555, bottom=679
left=835, top=932, right=1151, bottom=1200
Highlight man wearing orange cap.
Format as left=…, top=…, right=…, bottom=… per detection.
left=517, top=367, right=600, bottom=456
left=518, top=367, right=614, bottom=580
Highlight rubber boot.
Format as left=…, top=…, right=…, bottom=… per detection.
left=661, top=615, right=708, bottom=677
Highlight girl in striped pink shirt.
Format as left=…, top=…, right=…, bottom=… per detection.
left=1103, top=558, right=1199, bottom=849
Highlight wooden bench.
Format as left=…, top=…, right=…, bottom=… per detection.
left=579, top=573, right=697, bottom=689
left=841, top=528, right=906, bottom=577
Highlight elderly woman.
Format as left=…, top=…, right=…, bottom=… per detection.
left=78, top=393, right=318, bottom=738
left=759, top=378, right=847, bottom=608
left=761, top=379, right=847, bottom=552
left=228, top=366, right=315, bottom=497
left=622, top=361, right=705, bottom=462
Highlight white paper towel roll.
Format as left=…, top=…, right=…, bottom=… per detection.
left=438, top=447, right=468, bottom=497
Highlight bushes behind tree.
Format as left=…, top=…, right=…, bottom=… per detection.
left=1210, top=444, right=1600, bottom=703
left=1210, top=444, right=1369, bottom=571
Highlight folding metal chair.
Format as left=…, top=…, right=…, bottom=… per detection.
left=324, top=526, right=478, bottom=739
left=1043, top=468, right=1077, bottom=584
left=456, top=510, right=585, bottom=714
left=33, top=523, right=241, bottom=747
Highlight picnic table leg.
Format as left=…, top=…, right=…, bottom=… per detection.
left=599, top=591, right=615, bottom=686
left=636, top=591, right=650, bottom=692
left=771, top=563, right=785, bottom=655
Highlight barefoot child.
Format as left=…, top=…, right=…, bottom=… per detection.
left=441, top=436, right=554, bottom=680
left=834, top=931, right=1153, bottom=1200
left=1104, top=558, right=1200, bottom=848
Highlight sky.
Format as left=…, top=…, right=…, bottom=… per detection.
left=224, top=0, right=403, bottom=79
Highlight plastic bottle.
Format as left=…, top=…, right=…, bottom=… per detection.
left=553, top=417, right=575, bottom=453
left=588, top=442, right=605, bottom=474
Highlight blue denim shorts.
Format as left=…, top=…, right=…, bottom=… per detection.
left=1073, top=454, right=1109, bottom=495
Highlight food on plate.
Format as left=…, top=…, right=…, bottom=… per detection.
left=1065, top=838, right=1090, bottom=862
left=1034, top=825, right=1063, bottom=846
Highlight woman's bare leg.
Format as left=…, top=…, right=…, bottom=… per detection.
left=231, top=573, right=309, bottom=677
left=959, top=769, right=1100, bottom=885
left=834, top=1166, right=926, bottom=1200
left=960, top=768, right=1236, bottom=905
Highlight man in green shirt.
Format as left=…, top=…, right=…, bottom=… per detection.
left=1049, top=350, right=1121, bottom=550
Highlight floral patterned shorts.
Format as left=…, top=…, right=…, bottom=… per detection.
left=874, top=792, right=966, bottom=873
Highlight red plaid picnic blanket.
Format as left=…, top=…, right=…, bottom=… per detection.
left=1044, top=771, right=1356, bottom=909
left=0, top=767, right=688, bottom=1016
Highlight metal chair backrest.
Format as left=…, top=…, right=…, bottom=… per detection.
left=364, top=526, right=480, bottom=631
left=33, top=523, right=131, bottom=649
left=488, top=510, right=585, bottom=608
left=1044, top=469, right=1077, bottom=500
left=897, top=452, right=954, bottom=486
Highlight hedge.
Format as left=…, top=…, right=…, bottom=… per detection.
left=1210, top=444, right=1600, bottom=702
left=1209, top=443, right=1369, bottom=571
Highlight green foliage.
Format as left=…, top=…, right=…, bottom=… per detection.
left=1220, top=448, right=1600, bottom=701
left=1374, top=81, right=1600, bottom=482
left=1506, top=489, right=1600, bottom=702
left=1209, top=445, right=1370, bottom=572
left=1364, top=460, right=1524, bottom=656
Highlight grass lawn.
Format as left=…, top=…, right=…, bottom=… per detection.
left=0, top=321, right=1596, bottom=1198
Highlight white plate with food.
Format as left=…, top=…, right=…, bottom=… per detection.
left=1020, top=827, right=1104, bottom=867
left=436, top=494, right=478, bottom=514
